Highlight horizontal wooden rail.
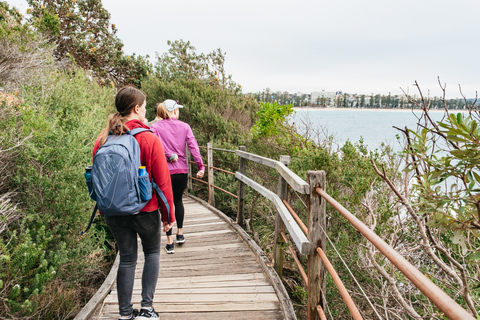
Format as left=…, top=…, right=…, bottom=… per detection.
left=212, top=147, right=236, bottom=153
left=315, top=187, right=475, bottom=320
left=235, top=150, right=309, bottom=194
left=235, top=172, right=310, bottom=255
left=316, top=247, right=363, bottom=320
left=211, top=166, right=235, bottom=176
left=283, top=200, right=308, bottom=236
left=212, top=184, right=238, bottom=199
left=199, top=145, right=207, bottom=149
left=281, top=231, right=308, bottom=286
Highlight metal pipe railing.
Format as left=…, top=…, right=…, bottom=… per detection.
left=189, top=176, right=207, bottom=185
left=316, top=247, right=363, bottom=320
left=211, top=166, right=235, bottom=176
left=283, top=199, right=308, bottom=236
left=316, top=305, right=328, bottom=320
left=316, top=187, right=475, bottom=320
left=212, top=184, right=238, bottom=199
left=281, top=231, right=309, bottom=286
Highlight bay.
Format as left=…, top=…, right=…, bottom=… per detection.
left=291, top=108, right=462, bottom=151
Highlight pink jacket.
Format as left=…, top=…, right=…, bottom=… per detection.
left=150, top=118, right=205, bottom=175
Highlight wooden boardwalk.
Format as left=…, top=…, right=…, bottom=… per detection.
left=83, top=196, right=294, bottom=320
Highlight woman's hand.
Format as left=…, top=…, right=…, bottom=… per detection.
left=169, top=153, right=178, bottom=162
left=163, top=221, right=173, bottom=232
left=196, top=170, right=205, bottom=179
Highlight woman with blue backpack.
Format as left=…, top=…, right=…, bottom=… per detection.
left=92, top=86, right=175, bottom=320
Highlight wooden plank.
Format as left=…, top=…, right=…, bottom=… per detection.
left=141, top=265, right=261, bottom=277
left=124, top=286, right=276, bottom=295
left=105, top=292, right=279, bottom=304
left=234, top=150, right=309, bottom=194
left=235, top=172, right=311, bottom=255
left=101, top=301, right=281, bottom=312
left=186, top=195, right=296, bottom=320
left=129, top=279, right=273, bottom=290
left=235, top=150, right=277, bottom=168
left=307, top=170, right=327, bottom=320
left=81, top=196, right=292, bottom=320
left=99, top=311, right=283, bottom=320
left=96, top=310, right=284, bottom=320
left=157, top=272, right=267, bottom=284
left=275, top=161, right=309, bottom=194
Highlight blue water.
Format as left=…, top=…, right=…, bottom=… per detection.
left=291, top=108, right=456, bottom=151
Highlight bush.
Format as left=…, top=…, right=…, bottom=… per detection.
left=0, top=67, right=116, bottom=318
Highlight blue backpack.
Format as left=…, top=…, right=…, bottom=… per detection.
left=82, top=128, right=170, bottom=234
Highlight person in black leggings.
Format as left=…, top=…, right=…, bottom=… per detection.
left=167, top=173, right=188, bottom=241
left=150, top=99, right=205, bottom=254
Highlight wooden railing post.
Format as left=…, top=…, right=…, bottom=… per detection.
left=237, top=146, right=246, bottom=228
left=207, top=142, right=215, bottom=206
left=186, top=145, right=192, bottom=191
left=274, top=155, right=291, bottom=278
left=307, top=170, right=326, bottom=320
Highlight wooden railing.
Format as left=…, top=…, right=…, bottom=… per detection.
left=187, top=143, right=475, bottom=320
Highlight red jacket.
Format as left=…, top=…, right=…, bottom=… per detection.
left=92, top=119, right=175, bottom=224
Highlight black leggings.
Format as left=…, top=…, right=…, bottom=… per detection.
left=166, top=173, right=188, bottom=236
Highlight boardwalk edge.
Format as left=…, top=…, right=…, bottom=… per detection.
left=73, top=253, right=120, bottom=320
left=186, top=193, right=297, bottom=320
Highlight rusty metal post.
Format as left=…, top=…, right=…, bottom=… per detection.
left=307, top=170, right=326, bottom=320
left=274, top=155, right=290, bottom=278
left=207, top=142, right=215, bottom=206
left=237, top=146, right=246, bottom=228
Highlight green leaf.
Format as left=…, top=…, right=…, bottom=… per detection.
left=468, top=251, right=480, bottom=261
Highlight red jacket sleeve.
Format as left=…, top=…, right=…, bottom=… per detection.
left=147, top=134, right=175, bottom=223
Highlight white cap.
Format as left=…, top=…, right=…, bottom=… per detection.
left=164, top=99, right=184, bottom=112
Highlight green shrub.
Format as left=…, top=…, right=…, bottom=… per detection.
left=0, top=68, right=115, bottom=318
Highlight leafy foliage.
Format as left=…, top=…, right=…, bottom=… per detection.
left=25, top=0, right=152, bottom=87
left=0, top=68, right=115, bottom=318
left=0, top=1, right=54, bottom=88
left=154, top=39, right=242, bottom=93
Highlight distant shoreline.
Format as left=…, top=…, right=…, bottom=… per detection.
left=293, top=107, right=465, bottom=112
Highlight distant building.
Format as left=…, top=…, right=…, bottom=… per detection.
left=310, top=90, right=340, bottom=106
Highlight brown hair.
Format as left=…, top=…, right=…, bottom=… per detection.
left=99, top=86, right=146, bottom=146
left=155, top=102, right=171, bottom=120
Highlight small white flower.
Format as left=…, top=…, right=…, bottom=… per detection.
left=14, top=284, right=20, bottom=288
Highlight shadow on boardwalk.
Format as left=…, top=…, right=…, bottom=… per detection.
left=79, top=195, right=295, bottom=320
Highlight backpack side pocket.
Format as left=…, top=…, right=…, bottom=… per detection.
left=138, top=174, right=153, bottom=202
left=85, top=165, right=97, bottom=201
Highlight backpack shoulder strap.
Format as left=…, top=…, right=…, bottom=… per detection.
left=152, top=181, right=171, bottom=224
left=130, top=128, right=152, bottom=136
left=81, top=203, right=98, bottom=235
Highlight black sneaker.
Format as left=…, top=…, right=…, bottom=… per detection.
left=118, top=309, right=139, bottom=320
left=176, top=234, right=185, bottom=244
left=136, top=307, right=159, bottom=319
left=165, top=243, right=175, bottom=254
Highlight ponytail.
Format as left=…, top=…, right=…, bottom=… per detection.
left=155, top=102, right=172, bottom=120
left=98, top=112, right=130, bottom=146
left=99, top=85, right=146, bottom=147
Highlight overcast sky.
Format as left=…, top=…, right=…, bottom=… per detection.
left=7, top=0, right=480, bottom=98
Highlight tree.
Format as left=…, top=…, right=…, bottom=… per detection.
left=365, top=81, right=480, bottom=317
left=0, top=1, right=54, bottom=88
left=155, top=39, right=241, bottom=93
left=25, top=0, right=151, bottom=86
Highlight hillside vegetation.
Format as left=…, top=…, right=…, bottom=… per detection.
left=1, top=1, right=479, bottom=319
